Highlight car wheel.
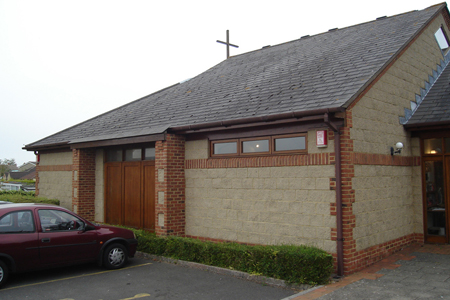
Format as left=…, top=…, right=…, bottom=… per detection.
left=103, top=243, right=128, bottom=269
left=0, top=260, right=9, bottom=288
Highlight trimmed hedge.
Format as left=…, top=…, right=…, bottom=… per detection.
left=133, top=229, right=333, bottom=285
left=0, top=190, right=60, bottom=205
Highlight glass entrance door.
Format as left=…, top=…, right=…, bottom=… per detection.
left=423, top=137, right=450, bottom=243
left=424, top=160, right=446, bottom=243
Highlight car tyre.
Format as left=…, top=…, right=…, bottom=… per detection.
left=103, top=243, right=128, bottom=269
left=0, top=260, right=9, bottom=288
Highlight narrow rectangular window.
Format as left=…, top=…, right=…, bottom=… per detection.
left=274, top=134, right=307, bottom=153
left=144, top=148, right=156, bottom=160
left=125, top=149, right=142, bottom=161
left=424, top=138, right=443, bottom=155
left=210, top=133, right=307, bottom=157
left=212, top=140, right=238, bottom=155
left=241, top=139, right=269, bottom=154
left=107, top=149, right=122, bottom=162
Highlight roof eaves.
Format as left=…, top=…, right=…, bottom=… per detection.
left=170, top=107, right=345, bottom=133
left=404, top=119, right=450, bottom=131
left=23, top=141, right=70, bottom=152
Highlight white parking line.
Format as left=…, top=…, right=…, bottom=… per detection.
left=120, top=293, right=151, bottom=300
left=0, top=263, right=153, bottom=292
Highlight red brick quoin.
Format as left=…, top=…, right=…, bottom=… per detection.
left=72, top=148, right=96, bottom=221
left=155, top=134, right=186, bottom=236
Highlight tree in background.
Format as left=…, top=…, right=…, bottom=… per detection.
left=0, top=158, right=17, bottom=178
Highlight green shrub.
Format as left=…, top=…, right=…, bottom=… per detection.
left=131, top=229, right=333, bottom=285
left=0, top=190, right=60, bottom=205
left=1, top=179, right=35, bottom=185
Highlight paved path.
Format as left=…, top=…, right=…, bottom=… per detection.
left=289, top=244, right=450, bottom=300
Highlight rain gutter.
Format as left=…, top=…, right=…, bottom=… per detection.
left=171, top=107, right=345, bottom=132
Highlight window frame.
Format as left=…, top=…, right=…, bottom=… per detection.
left=210, top=133, right=307, bottom=158
left=106, top=144, right=156, bottom=162
left=272, top=133, right=308, bottom=155
left=240, top=137, right=271, bottom=156
left=210, top=139, right=239, bottom=157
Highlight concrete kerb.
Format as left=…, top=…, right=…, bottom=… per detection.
left=135, top=251, right=313, bottom=291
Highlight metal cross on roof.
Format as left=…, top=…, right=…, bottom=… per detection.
left=216, top=30, right=239, bottom=59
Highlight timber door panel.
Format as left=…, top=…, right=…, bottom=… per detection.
left=104, top=160, right=155, bottom=231
left=123, top=162, right=141, bottom=228
left=105, top=163, right=122, bottom=225
left=143, top=162, right=155, bottom=231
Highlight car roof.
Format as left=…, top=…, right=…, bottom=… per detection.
left=0, top=203, right=63, bottom=212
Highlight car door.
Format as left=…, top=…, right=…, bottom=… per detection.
left=37, top=209, right=98, bottom=266
left=0, top=210, right=40, bottom=272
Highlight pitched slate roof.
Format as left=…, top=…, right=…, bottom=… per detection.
left=406, top=58, right=450, bottom=126
left=25, top=4, right=444, bottom=149
left=7, top=168, right=36, bottom=180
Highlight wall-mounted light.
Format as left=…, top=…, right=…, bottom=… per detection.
left=391, top=142, right=403, bottom=155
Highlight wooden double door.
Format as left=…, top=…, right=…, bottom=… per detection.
left=104, top=160, right=155, bottom=231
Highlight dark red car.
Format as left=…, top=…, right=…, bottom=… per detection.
left=0, top=203, right=137, bottom=288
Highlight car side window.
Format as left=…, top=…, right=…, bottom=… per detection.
left=38, top=210, right=85, bottom=232
left=0, top=211, right=35, bottom=233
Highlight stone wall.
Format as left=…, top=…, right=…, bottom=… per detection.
left=352, top=165, right=416, bottom=251
left=344, top=14, right=449, bottom=264
left=37, top=151, right=73, bottom=209
left=351, top=14, right=447, bottom=156
left=185, top=131, right=337, bottom=252
left=185, top=164, right=336, bottom=252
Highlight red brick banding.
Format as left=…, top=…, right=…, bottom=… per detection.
left=186, top=153, right=332, bottom=169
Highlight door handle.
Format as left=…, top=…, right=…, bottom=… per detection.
left=41, top=238, right=50, bottom=243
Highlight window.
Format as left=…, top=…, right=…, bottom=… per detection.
left=242, top=138, right=270, bottom=154
left=424, top=138, right=443, bottom=155
left=145, top=148, right=155, bottom=160
left=211, top=133, right=307, bottom=157
left=0, top=211, right=35, bottom=233
left=125, top=149, right=141, bottom=161
left=106, top=146, right=155, bottom=162
left=39, top=210, right=84, bottom=232
left=212, top=141, right=238, bottom=155
left=107, top=149, right=123, bottom=162
left=435, top=27, right=449, bottom=52
left=274, top=134, right=306, bottom=153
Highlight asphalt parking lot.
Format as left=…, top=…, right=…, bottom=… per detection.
left=0, top=255, right=299, bottom=300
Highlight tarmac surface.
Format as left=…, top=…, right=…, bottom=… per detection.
left=289, top=243, right=450, bottom=300
left=4, top=243, right=450, bottom=299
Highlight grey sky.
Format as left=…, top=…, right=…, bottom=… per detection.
left=0, top=0, right=442, bottom=165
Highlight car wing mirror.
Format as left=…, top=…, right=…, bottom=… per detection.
left=84, top=224, right=96, bottom=231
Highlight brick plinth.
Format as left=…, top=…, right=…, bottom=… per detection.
left=155, top=134, right=186, bottom=236
left=349, top=233, right=424, bottom=273
left=72, top=149, right=96, bottom=221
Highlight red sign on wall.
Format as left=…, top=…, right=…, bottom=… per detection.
left=316, top=130, right=328, bottom=148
